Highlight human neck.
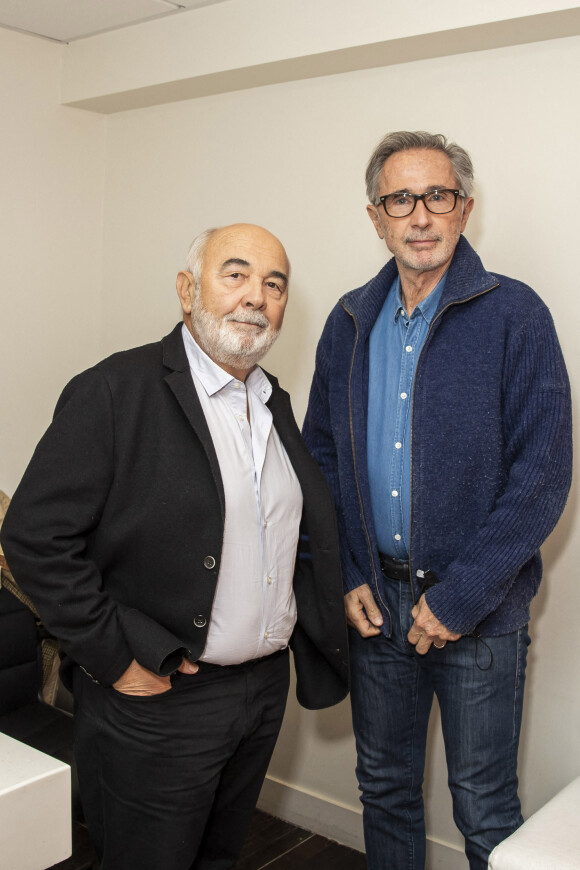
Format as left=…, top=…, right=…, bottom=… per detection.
left=219, top=361, right=254, bottom=382
left=398, top=264, right=447, bottom=318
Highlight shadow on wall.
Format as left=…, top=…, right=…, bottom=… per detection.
left=313, top=695, right=355, bottom=740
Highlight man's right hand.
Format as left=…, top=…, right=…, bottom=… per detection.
left=113, top=657, right=199, bottom=696
left=345, top=583, right=383, bottom=637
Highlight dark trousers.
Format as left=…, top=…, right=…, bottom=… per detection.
left=73, top=650, right=290, bottom=870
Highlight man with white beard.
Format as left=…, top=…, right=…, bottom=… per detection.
left=1, top=224, right=348, bottom=870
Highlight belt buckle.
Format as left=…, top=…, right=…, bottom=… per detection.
left=379, top=554, right=409, bottom=582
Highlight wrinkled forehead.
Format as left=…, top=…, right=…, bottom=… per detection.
left=204, top=225, right=289, bottom=277
left=380, top=149, right=459, bottom=192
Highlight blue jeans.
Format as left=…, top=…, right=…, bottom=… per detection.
left=349, top=575, right=529, bottom=870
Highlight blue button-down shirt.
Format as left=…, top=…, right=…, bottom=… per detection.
left=367, top=273, right=447, bottom=559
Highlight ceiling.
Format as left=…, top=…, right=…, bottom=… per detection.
left=0, top=0, right=232, bottom=42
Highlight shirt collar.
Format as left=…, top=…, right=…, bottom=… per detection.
left=181, top=324, right=272, bottom=403
left=392, top=271, right=448, bottom=326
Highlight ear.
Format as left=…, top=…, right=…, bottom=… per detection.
left=176, top=271, right=194, bottom=314
left=366, top=204, right=385, bottom=240
left=460, top=197, right=474, bottom=233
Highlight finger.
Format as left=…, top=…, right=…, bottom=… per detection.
left=429, top=627, right=461, bottom=642
left=347, top=610, right=382, bottom=637
left=361, top=621, right=382, bottom=637
left=344, top=599, right=362, bottom=626
left=414, top=639, right=432, bottom=656
left=116, top=676, right=171, bottom=695
left=411, top=615, right=460, bottom=642
left=358, top=625, right=382, bottom=638
left=177, top=658, right=199, bottom=674
left=407, top=626, right=423, bottom=646
left=356, top=589, right=383, bottom=627
left=409, top=631, right=433, bottom=655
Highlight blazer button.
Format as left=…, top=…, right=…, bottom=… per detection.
left=194, top=615, right=207, bottom=628
left=203, top=556, right=216, bottom=570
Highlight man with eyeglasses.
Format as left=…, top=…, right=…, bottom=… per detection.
left=303, top=132, right=572, bottom=869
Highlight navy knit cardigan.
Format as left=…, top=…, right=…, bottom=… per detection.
left=303, top=236, right=572, bottom=637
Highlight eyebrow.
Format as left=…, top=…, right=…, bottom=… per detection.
left=220, top=258, right=288, bottom=287
left=221, top=258, right=251, bottom=269
left=268, top=270, right=289, bottom=287
left=389, top=185, right=451, bottom=194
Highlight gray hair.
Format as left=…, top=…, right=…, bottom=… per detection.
left=184, top=228, right=218, bottom=289
left=365, top=131, right=474, bottom=203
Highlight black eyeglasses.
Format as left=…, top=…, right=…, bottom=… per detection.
left=378, top=189, right=466, bottom=218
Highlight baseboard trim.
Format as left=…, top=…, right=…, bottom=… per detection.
left=258, top=776, right=468, bottom=869
left=258, top=775, right=365, bottom=851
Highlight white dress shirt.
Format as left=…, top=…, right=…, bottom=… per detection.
left=182, top=325, right=303, bottom=665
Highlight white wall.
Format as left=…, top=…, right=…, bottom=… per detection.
left=0, top=28, right=106, bottom=495
left=1, top=11, right=579, bottom=869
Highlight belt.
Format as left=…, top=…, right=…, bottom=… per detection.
left=195, top=647, right=288, bottom=673
left=378, top=552, right=410, bottom=582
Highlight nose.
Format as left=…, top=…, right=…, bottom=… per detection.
left=242, top=278, right=267, bottom=310
left=411, top=198, right=432, bottom=226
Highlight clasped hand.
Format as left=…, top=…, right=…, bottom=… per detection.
left=407, top=595, right=461, bottom=653
left=345, top=584, right=461, bottom=653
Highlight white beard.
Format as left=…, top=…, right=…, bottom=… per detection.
left=190, top=293, right=280, bottom=372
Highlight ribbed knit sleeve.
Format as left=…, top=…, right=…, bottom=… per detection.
left=426, top=306, right=573, bottom=634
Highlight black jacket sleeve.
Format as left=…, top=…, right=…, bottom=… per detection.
left=1, top=368, right=184, bottom=686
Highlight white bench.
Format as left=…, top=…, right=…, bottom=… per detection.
left=0, top=732, right=71, bottom=870
left=488, top=776, right=580, bottom=869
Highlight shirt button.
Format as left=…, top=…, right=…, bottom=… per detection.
left=234, top=382, right=241, bottom=389
left=194, top=615, right=207, bottom=628
left=264, top=631, right=269, bottom=639
left=406, top=345, right=413, bottom=352
left=203, top=556, right=216, bottom=569
left=394, top=534, right=402, bottom=541
left=237, top=414, right=245, bottom=422
left=395, top=442, right=402, bottom=449
left=400, top=392, right=408, bottom=400
left=392, top=490, right=399, bottom=497
left=267, top=577, right=273, bottom=585
left=263, top=519, right=268, bottom=528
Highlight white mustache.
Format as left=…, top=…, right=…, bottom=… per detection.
left=223, top=311, right=269, bottom=329
left=405, top=235, right=442, bottom=243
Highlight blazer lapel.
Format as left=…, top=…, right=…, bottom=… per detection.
left=162, top=325, right=225, bottom=518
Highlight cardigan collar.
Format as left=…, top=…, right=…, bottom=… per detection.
left=340, top=235, right=499, bottom=340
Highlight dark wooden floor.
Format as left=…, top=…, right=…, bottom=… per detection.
left=50, top=809, right=366, bottom=869
left=235, top=810, right=367, bottom=870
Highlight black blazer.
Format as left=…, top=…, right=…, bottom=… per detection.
left=1, top=324, right=348, bottom=710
